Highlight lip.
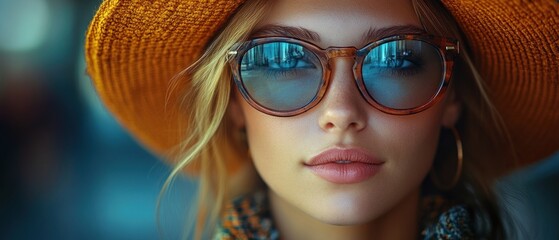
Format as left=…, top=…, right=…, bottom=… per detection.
left=305, top=148, right=384, bottom=184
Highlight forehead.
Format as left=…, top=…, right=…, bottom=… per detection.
left=256, top=0, right=421, bottom=47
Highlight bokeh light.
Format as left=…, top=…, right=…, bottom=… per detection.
left=0, top=0, right=51, bottom=52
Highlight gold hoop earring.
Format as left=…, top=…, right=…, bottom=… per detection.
left=430, top=127, right=463, bottom=191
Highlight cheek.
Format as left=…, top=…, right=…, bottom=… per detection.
left=244, top=116, right=313, bottom=204
left=372, top=106, right=443, bottom=187
left=244, top=112, right=299, bottom=159
left=245, top=117, right=293, bottom=163
left=240, top=101, right=309, bottom=184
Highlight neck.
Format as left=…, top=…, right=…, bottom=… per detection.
left=269, top=189, right=420, bottom=240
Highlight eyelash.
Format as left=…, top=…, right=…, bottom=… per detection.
left=265, top=60, right=317, bottom=79
left=377, top=58, right=423, bottom=76
left=263, top=51, right=319, bottom=77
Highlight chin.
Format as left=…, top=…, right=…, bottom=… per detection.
left=305, top=193, right=388, bottom=226
left=315, top=214, right=375, bottom=226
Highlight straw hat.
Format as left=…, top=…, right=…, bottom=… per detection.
left=85, top=0, right=558, bottom=169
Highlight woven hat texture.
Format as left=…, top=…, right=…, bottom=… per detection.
left=85, top=0, right=245, bottom=158
left=441, top=0, right=558, bottom=164
left=85, top=0, right=559, bottom=168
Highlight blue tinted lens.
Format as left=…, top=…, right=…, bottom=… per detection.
left=362, top=40, right=444, bottom=109
left=240, top=42, right=322, bottom=112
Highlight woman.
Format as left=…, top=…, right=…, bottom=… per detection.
left=85, top=0, right=558, bottom=239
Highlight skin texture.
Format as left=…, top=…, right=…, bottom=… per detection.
left=228, top=0, right=461, bottom=239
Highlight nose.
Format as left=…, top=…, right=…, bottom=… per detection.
left=318, top=59, right=367, bottom=133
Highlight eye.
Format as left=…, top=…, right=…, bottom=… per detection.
left=363, top=46, right=424, bottom=78
left=384, top=57, right=414, bottom=68
left=360, top=39, right=446, bottom=110
left=371, top=50, right=416, bottom=68
left=268, top=48, right=316, bottom=70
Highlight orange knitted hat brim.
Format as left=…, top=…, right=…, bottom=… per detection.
left=85, top=0, right=559, bottom=171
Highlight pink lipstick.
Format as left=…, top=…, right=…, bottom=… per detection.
left=305, top=148, right=383, bottom=184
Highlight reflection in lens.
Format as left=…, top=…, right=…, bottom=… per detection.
left=362, top=40, right=444, bottom=109
left=240, top=42, right=323, bottom=112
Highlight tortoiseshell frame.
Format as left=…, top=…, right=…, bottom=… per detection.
left=227, top=35, right=459, bottom=117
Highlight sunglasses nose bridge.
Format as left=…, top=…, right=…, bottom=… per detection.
left=323, top=46, right=360, bottom=84
left=325, top=47, right=357, bottom=60
left=324, top=47, right=359, bottom=78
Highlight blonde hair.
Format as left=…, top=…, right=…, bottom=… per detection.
left=157, top=0, right=270, bottom=239
left=413, top=0, right=517, bottom=238
left=159, top=0, right=517, bottom=238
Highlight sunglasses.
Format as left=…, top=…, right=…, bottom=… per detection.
left=227, top=34, right=459, bottom=117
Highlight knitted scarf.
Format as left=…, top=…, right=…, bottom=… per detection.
left=215, top=192, right=475, bottom=239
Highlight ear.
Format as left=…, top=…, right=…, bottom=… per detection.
left=441, top=89, right=461, bottom=128
left=227, top=89, right=246, bottom=129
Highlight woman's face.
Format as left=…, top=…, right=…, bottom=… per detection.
left=230, top=0, right=460, bottom=225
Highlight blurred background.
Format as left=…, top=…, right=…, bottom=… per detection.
left=0, top=0, right=196, bottom=239
left=0, top=0, right=557, bottom=239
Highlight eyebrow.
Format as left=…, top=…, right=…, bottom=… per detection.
left=250, top=24, right=426, bottom=45
left=363, top=25, right=426, bottom=42
left=251, top=25, right=321, bottom=42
